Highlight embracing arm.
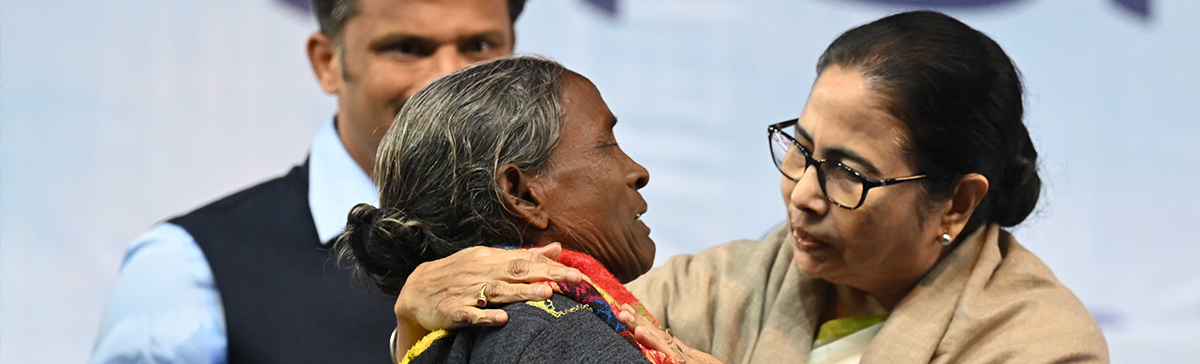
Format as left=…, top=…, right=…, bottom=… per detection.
left=389, top=233, right=783, bottom=364
left=390, top=243, right=584, bottom=360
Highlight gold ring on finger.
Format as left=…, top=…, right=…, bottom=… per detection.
left=477, top=283, right=490, bottom=307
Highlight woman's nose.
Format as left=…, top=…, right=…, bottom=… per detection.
left=790, top=165, right=829, bottom=215
left=628, top=160, right=650, bottom=190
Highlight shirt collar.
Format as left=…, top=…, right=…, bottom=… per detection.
left=308, top=118, right=378, bottom=245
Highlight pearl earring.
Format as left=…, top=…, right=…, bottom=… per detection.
left=939, top=232, right=953, bottom=246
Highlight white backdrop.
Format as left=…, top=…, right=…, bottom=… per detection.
left=3, top=1, right=1199, bottom=363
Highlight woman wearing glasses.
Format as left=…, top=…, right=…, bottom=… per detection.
left=385, top=11, right=1108, bottom=364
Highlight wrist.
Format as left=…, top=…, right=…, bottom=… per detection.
left=388, top=328, right=400, bottom=364
left=393, top=319, right=430, bottom=361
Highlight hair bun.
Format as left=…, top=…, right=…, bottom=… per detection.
left=991, top=143, right=1041, bottom=227
left=335, top=203, right=433, bottom=295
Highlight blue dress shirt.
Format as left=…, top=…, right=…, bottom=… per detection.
left=91, top=120, right=379, bottom=364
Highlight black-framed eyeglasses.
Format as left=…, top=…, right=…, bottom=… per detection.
left=768, top=118, right=929, bottom=209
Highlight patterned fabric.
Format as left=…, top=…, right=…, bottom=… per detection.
left=401, top=248, right=675, bottom=364
left=532, top=249, right=674, bottom=364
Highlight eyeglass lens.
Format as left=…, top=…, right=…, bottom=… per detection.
left=770, top=130, right=865, bottom=207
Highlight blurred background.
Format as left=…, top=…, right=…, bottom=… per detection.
left=2, top=0, right=1198, bottom=363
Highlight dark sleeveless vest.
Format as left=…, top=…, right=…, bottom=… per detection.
left=170, top=162, right=395, bottom=364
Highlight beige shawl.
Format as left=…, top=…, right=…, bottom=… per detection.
left=626, top=224, right=1108, bottom=363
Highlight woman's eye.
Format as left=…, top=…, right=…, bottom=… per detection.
left=842, top=165, right=876, bottom=181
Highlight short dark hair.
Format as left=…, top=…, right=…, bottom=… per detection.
left=312, top=0, right=527, bottom=39
left=817, top=10, right=1041, bottom=234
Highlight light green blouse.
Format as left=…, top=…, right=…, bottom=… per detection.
left=813, top=315, right=888, bottom=348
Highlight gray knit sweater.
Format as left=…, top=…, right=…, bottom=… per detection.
left=408, top=293, right=651, bottom=364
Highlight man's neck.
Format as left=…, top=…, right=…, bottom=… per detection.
left=334, top=113, right=376, bottom=179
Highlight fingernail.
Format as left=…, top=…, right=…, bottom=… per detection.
left=566, top=270, right=582, bottom=282
left=537, top=285, right=552, bottom=296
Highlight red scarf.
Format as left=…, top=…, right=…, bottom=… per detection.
left=536, top=249, right=675, bottom=364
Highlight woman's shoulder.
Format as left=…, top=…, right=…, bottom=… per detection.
left=988, top=232, right=1095, bottom=318
left=501, top=292, right=604, bottom=325
left=948, top=231, right=1109, bottom=362
left=476, top=293, right=650, bottom=363
left=409, top=293, right=649, bottom=364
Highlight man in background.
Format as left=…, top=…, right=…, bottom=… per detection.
left=91, top=1, right=526, bottom=363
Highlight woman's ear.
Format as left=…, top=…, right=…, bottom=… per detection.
left=942, top=173, right=990, bottom=239
left=307, top=32, right=343, bottom=95
left=497, top=164, right=549, bottom=230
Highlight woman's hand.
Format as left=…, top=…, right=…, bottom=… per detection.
left=618, top=304, right=723, bottom=364
left=392, top=243, right=584, bottom=352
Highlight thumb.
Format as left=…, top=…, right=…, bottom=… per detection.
left=533, top=242, right=564, bottom=261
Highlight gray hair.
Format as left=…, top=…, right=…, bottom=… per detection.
left=335, top=56, right=566, bottom=295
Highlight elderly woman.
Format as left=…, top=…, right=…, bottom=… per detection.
left=389, top=11, right=1109, bottom=364
left=336, top=56, right=672, bottom=363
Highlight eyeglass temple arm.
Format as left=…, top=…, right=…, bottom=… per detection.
left=877, top=174, right=928, bottom=186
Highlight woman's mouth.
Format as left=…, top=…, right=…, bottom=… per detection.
left=635, top=215, right=650, bottom=235
left=792, top=228, right=834, bottom=253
